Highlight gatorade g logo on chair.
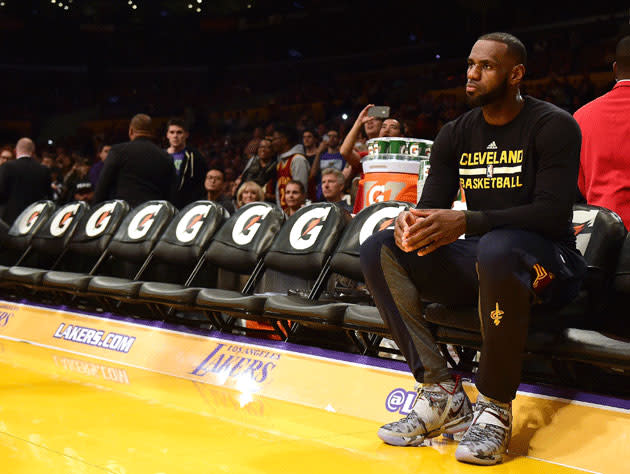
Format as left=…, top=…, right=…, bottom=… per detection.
left=127, top=204, right=162, bottom=240
left=85, top=202, right=117, bottom=237
left=289, top=206, right=331, bottom=250
left=49, top=202, right=82, bottom=237
left=17, top=202, right=47, bottom=235
left=359, top=205, right=408, bottom=245
left=175, top=203, right=213, bottom=243
left=232, top=204, right=272, bottom=246
left=572, top=208, right=599, bottom=256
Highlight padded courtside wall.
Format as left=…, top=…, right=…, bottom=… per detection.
left=0, top=300, right=628, bottom=474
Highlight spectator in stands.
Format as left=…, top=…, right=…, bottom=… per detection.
left=283, top=180, right=306, bottom=217
left=340, top=104, right=383, bottom=170
left=0, top=137, right=51, bottom=224
left=55, top=148, right=73, bottom=178
left=243, top=126, right=264, bottom=159
left=71, top=180, right=95, bottom=204
left=321, top=168, right=352, bottom=213
left=40, top=152, right=55, bottom=168
left=93, top=114, right=176, bottom=208
left=88, top=144, right=111, bottom=188
left=379, top=117, right=405, bottom=137
left=165, top=118, right=208, bottom=209
left=361, top=32, right=586, bottom=465
left=204, top=167, right=235, bottom=214
left=234, top=138, right=276, bottom=202
left=271, top=123, right=310, bottom=211
left=62, top=157, right=91, bottom=203
left=574, top=35, right=630, bottom=230
left=309, top=129, right=348, bottom=202
left=0, top=145, right=15, bottom=166
left=236, top=181, right=264, bottom=208
left=302, top=129, right=320, bottom=201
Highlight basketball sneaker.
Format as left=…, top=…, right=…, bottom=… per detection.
left=455, top=393, right=512, bottom=465
left=377, top=377, right=473, bottom=447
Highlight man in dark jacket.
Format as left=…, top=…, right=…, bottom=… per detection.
left=93, top=114, right=176, bottom=208
left=165, top=117, right=208, bottom=209
left=0, top=137, right=51, bottom=225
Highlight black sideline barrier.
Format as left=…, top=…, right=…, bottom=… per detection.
left=0, top=200, right=629, bottom=395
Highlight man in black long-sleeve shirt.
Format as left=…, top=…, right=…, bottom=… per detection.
left=360, top=33, right=586, bottom=465
left=94, top=114, right=176, bottom=208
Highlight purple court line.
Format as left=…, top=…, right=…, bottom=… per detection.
left=14, top=298, right=630, bottom=411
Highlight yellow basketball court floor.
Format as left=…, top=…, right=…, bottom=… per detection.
left=0, top=301, right=628, bottom=473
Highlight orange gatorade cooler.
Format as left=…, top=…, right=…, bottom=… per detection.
left=356, top=138, right=433, bottom=211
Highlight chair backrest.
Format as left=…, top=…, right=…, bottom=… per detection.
left=151, top=201, right=227, bottom=264
left=613, top=233, right=630, bottom=295
left=204, top=202, right=285, bottom=274
left=330, top=201, right=412, bottom=282
left=5, top=200, right=56, bottom=251
left=263, top=202, right=350, bottom=280
left=68, top=200, right=131, bottom=256
left=30, top=201, right=89, bottom=255
left=107, top=200, right=176, bottom=264
left=572, top=204, right=626, bottom=288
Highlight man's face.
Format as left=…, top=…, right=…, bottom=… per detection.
left=271, top=132, right=288, bottom=153
left=41, top=156, right=54, bottom=168
left=465, top=40, right=513, bottom=107
left=302, top=132, right=315, bottom=148
left=0, top=150, right=12, bottom=165
left=326, top=131, right=340, bottom=148
left=99, top=145, right=111, bottom=162
left=321, top=173, right=344, bottom=201
left=205, top=170, right=224, bottom=192
left=257, top=140, right=273, bottom=160
left=167, top=125, right=188, bottom=149
left=285, top=183, right=305, bottom=209
left=379, top=119, right=402, bottom=137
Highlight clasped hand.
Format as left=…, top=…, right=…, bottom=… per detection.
left=394, top=208, right=466, bottom=256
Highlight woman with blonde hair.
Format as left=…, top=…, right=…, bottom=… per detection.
left=236, top=180, right=264, bottom=208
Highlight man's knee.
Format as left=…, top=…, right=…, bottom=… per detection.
left=360, top=229, right=395, bottom=270
left=476, top=230, right=522, bottom=277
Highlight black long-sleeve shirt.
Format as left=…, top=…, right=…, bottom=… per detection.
left=418, top=96, right=581, bottom=246
left=94, top=137, right=176, bottom=209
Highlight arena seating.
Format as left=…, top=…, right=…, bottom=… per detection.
left=0, top=199, right=629, bottom=395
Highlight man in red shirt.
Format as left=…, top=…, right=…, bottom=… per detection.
left=574, top=35, right=630, bottom=229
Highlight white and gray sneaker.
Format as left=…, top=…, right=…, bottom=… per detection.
left=377, top=377, right=473, bottom=447
left=455, top=394, right=513, bottom=465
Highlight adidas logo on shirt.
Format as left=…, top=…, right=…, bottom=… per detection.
left=487, top=141, right=498, bottom=150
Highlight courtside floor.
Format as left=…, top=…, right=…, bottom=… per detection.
left=0, top=301, right=628, bottom=473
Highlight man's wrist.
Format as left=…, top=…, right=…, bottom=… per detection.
left=463, top=210, right=490, bottom=236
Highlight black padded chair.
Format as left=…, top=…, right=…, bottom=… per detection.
left=421, top=204, right=627, bottom=375
left=262, top=201, right=411, bottom=346
left=137, top=202, right=284, bottom=322
left=1, top=201, right=89, bottom=292
left=36, top=200, right=130, bottom=301
left=194, top=202, right=348, bottom=336
left=0, top=200, right=56, bottom=269
left=41, top=200, right=174, bottom=308
left=87, top=201, right=226, bottom=310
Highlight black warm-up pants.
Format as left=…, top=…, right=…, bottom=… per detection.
left=360, top=228, right=586, bottom=403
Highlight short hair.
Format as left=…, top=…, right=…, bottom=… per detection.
left=616, top=35, right=630, bottom=74
left=273, top=123, right=298, bottom=144
left=302, top=128, right=319, bottom=140
left=285, top=179, right=305, bottom=195
left=167, top=117, right=188, bottom=131
left=478, top=32, right=527, bottom=66
left=130, top=114, right=153, bottom=134
left=236, top=181, right=264, bottom=207
left=321, top=167, right=345, bottom=186
left=207, top=167, right=225, bottom=178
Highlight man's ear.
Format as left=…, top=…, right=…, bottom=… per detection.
left=128, top=127, right=135, bottom=140
left=613, top=61, right=617, bottom=80
left=510, top=64, right=525, bottom=85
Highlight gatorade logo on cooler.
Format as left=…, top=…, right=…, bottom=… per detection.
left=175, top=203, right=213, bottom=243
left=49, top=202, right=81, bottom=237
left=409, top=144, right=419, bottom=156
left=85, top=202, right=117, bottom=237
left=232, top=204, right=272, bottom=246
left=289, top=206, right=331, bottom=250
left=365, top=182, right=406, bottom=206
left=359, top=205, right=408, bottom=245
left=17, top=202, right=47, bottom=235
left=127, top=204, right=162, bottom=240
